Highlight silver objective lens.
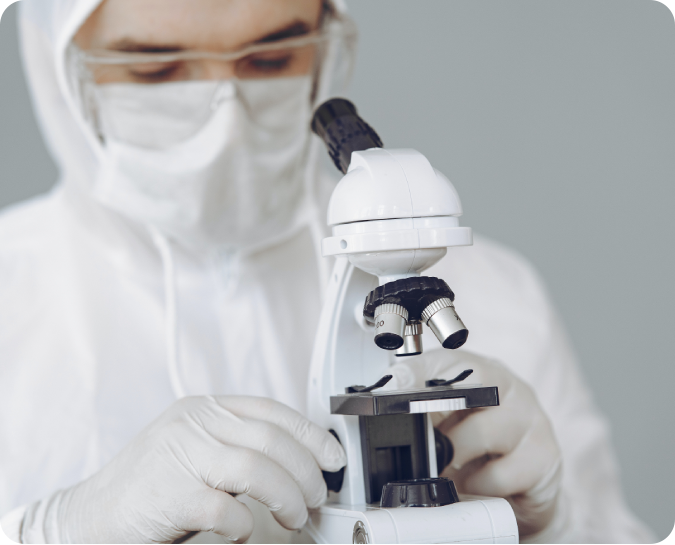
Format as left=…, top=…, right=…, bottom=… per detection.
left=373, top=304, right=409, bottom=350
left=396, top=321, right=423, bottom=357
left=421, top=298, right=469, bottom=350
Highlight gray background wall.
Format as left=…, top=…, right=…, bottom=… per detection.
left=1, top=0, right=674, bottom=540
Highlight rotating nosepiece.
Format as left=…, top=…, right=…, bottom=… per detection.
left=363, top=277, right=468, bottom=354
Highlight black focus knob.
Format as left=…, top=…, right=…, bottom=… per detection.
left=311, top=98, right=383, bottom=174
left=434, top=428, right=454, bottom=474
left=380, top=478, right=460, bottom=508
left=322, top=430, right=345, bottom=493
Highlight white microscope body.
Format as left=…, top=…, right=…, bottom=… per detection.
left=305, top=101, right=518, bottom=544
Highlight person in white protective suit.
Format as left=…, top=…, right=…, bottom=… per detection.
left=0, top=0, right=656, bottom=543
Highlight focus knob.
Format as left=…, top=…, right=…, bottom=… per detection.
left=380, top=478, right=460, bottom=508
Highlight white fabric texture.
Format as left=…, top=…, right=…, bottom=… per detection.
left=0, top=0, right=654, bottom=543
left=93, top=77, right=313, bottom=254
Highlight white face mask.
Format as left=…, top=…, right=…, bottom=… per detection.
left=92, top=77, right=313, bottom=254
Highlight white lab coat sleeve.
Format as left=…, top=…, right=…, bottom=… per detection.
left=0, top=504, right=26, bottom=543
left=527, top=300, right=655, bottom=543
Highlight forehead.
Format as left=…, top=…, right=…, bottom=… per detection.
left=77, top=0, right=323, bottom=50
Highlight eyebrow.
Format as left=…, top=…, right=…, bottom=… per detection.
left=255, top=21, right=312, bottom=43
left=107, top=20, right=313, bottom=53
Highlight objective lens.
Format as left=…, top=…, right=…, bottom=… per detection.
left=422, top=298, right=468, bottom=350
left=395, top=321, right=423, bottom=357
left=373, top=304, right=408, bottom=350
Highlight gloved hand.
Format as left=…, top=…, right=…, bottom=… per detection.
left=388, top=351, right=563, bottom=540
left=18, top=396, right=346, bottom=544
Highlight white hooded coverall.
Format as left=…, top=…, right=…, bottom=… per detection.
left=0, top=0, right=655, bottom=542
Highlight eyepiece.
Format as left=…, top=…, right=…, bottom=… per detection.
left=311, top=98, right=358, bottom=138
left=311, top=98, right=383, bottom=174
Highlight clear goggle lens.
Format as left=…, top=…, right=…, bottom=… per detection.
left=76, top=32, right=328, bottom=85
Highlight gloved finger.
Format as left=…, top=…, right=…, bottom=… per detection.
left=198, top=442, right=308, bottom=530
left=213, top=396, right=346, bottom=472
left=459, top=450, right=536, bottom=499
left=444, top=406, right=532, bottom=470
left=459, top=426, right=559, bottom=498
left=180, top=488, right=254, bottom=544
left=204, top=413, right=328, bottom=508
left=434, top=406, right=472, bottom=433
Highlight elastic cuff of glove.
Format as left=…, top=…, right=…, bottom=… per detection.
left=17, top=491, right=68, bottom=544
left=1, top=505, right=28, bottom=543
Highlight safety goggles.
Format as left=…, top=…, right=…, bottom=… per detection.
left=74, top=31, right=339, bottom=85
left=68, top=9, right=356, bottom=147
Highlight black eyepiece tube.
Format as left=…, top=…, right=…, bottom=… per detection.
left=311, top=98, right=383, bottom=174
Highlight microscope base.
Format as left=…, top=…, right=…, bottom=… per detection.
left=306, top=497, right=518, bottom=544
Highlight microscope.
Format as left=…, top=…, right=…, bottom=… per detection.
left=305, top=99, right=519, bottom=544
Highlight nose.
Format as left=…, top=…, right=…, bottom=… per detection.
left=210, top=79, right=238, bottom=110
left=200, top=59, right=237, bottom=80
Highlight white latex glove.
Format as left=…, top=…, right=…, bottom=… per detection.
left=16, top=395, right=346, bottom=544
left=388, top=351, right=563, bottom=540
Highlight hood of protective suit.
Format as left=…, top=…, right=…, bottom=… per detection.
left=17, top=0, right=354, bottom=414
left=19, top=0, right=350, bottom=259
left=7, top=0, right=353, bottom=515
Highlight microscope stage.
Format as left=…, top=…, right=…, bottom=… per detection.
left=330, top=385, right=499, bottom=416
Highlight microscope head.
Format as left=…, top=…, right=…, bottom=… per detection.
left=312, top=99, right=473, bottom=355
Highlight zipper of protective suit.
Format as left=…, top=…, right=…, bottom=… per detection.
left=150, top=227, right=187, bottom=399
